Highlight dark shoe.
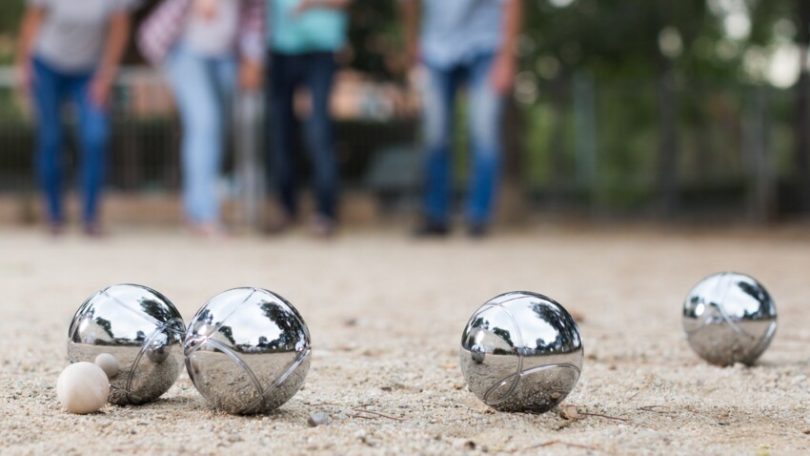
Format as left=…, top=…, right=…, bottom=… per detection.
left=413, top=220, right=449, bottom=238
left=264, top=211, right=294, bottom=235
left=310, top=215, right=337, bottom=238
left=467, top=223, right=489, bottom=239
left=83, top=222, right=105, bottom=238
left=48, top=221, right=66, bottom=237
left=187, top=222, right=228, bottom=239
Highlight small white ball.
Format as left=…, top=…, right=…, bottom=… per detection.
left=57, top=362, right=110, bottom=414
left=94, top=353, right=119, bottom=378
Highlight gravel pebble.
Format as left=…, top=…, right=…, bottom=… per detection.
left=308, top=411, right=331, bottom=427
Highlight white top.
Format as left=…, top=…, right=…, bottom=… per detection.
left=181, top=0, right=241, bottom=56
left=419, top=0, right=506, bottom=68
left=29, top=0, right=132, bottom=73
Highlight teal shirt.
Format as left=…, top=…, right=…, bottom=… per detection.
left=269, top=0, right=348, bottom=54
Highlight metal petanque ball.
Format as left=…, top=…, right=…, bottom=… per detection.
left=184, top=287, right=311, bottom=415
left=683, top=272, right=777, bottom=366
left=67, top=284, right=186, bottom=405
left=460, top=291, right=584, bottom=413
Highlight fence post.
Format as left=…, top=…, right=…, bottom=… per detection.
left=548, top=72, right=569, bottom=208
left=745, top=86, right=775, bottom=222
left=573, top=72, right=598, bottom=213
left=656, top=66, right=679, bottom=216
left=234, top=91, right=265, bottom=231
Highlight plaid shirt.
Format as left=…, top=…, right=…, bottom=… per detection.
left=138, top=0, right=265, bottom=65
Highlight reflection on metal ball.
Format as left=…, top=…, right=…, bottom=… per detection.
left=460, top=291, right=583, bottom=413
left=67, top=284, right=186, bottom=405
left=184, top=287, right=311, bottom=415
left=683, top=272, right=777, bottom=366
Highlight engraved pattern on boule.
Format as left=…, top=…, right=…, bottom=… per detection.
left=459, top=291, right=583, bottom=413
left=184, top=287, right=311, bottom=415
left=682, top=272, right=777, bottom=366
left=67, top=284, right=186, bottom=405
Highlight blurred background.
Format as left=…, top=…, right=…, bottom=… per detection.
left=0, top=0, right=808, bottom=229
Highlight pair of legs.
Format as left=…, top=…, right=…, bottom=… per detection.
left=32, top=57, right=108, bottom=230
left=267, top=51, right=338, bottom=222
left=421, top=53, right=505, bottom=230
left=165, top=44, right=237, bottom=228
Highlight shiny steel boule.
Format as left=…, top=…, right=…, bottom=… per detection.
left=683, top=272, right=777, bottom=366
left=460, top=291, right=583, bottom=413
left=67, top=284, right=186, bottom=405
left=184, top=287, right=311, bottom=415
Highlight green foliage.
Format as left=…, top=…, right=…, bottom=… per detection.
left=0, top=0, right=24, bottom=64
left=346, top=0, right=402, bottom=80
left=0, top=1, right=24, bottom=37
left=514, top=0, right=800, bottom=210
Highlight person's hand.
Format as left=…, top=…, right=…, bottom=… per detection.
left=490, top=52, right=517, bottom=95
left=294, top=0, right=314, bottom=15
left=406, top=39, right=420, bottom=71
left=89, top=72, right=114, bottom=108
left=239, top=59, right=262, bottom=92
left=193, top=0, right=218, bottom=20
left=294, top=0, right=332, bottom=16
left=15, top=58, right=33, bottom=96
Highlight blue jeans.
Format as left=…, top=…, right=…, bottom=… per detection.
left=421, top=53, right=504, bottom=226
left=32, top=57, right=108, bottom=225
left=267, top=52, right=338, bottom=220
left=165, top=44, right=236, bottom=224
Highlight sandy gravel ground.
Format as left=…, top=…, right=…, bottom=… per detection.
left=1, top=225, right=809, bottom=455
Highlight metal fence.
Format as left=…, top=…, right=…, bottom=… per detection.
left=0, top=66, right=421, bottom=225
left=0, top=65, right=801, bottom=222
left=0, top=66, right=182, bottom=192
left=516, top=75, right=798, bottom=220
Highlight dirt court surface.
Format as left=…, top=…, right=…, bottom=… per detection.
left=1, top=225, right=809, bottom=455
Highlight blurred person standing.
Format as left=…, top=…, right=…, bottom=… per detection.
left=16, top=0, right=133, bottom=236
left=402, top=0, right=521, bottom=238
left=266, top=0, right=351, bottom=237
left=139, top=0, right=264, bottom=237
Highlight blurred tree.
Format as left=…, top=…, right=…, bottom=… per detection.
left=519, top=0, right=798, bottom=213
left=0, top=1, right=25, bottom=63
left=345, top=0, right=401, bottom=80
left=0, top=1, right=25, bottom=36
